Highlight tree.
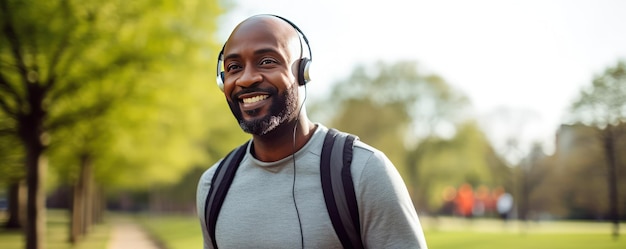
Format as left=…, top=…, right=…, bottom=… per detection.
left=310, top=61, right=511, bottom=211
left=516, top=142, right=548, bottom=221
left=0, top=126, right=24, bottom=229
left=567, top=60, right=626, bottom=237
left=550, top=124, right=614, bottom=219
left=313, top=61, right=469, bottom=169
left=479, top=107, right=543, bottom=221
left=407, top=121, right=510, bottom=213
left=0, top=0, right=225, bottom=247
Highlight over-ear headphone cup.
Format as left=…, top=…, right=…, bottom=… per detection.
left=298, top=58, right=311, bottom=86
left=216, top=15, right=312, bottom=90
left=217, top=71, right=225, bottom=92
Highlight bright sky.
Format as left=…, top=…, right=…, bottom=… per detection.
left=217, top=0, right=626, bottom=157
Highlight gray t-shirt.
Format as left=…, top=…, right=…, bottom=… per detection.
left=196, top=124, right=427, bottom=248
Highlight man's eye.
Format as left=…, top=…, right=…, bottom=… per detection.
left=226, top=64, right=241, bottom=72
left=260, top=58, right=276, bottom=65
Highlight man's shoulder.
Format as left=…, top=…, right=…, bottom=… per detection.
left=352, top=139, right=381, bottom=155
left=198, top=160, right=221, bottom=185
left=319, top=126, right=385, bottom=156
left=323, top=127, right=388, bottom=165
left=351, top=139, right=390, bottom=169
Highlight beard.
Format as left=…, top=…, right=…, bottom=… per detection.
left=227, top=85, right=298, bottom=136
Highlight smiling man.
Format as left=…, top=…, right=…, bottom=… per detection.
left=197, top=14, right=428, bottom=249
left=223, top=17, right=302, bottom=139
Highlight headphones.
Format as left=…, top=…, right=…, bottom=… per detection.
left=216, top=15, right=313, bottom=92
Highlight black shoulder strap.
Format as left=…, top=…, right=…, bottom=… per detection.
left=205, top=130, right=363, bottom=249
left=205, top=142, right=248, bottom=249
left=321, top=128, right=364, bottom=249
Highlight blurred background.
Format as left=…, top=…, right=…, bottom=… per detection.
left=0, top=0, right=625, bottom=248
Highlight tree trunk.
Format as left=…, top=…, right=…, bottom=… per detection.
left=4, top=180, right=24, bottom=229
left=84, top=157, right=94, bottom=234
left=24, top=140, right=46, bottom=249
left=70, top=182, right=84, bottom=243
left=18, top=83, right=48, bottom=249
left=519, top=168, right=529, bottom=221
left=406, top=145, right=425, bottom=210
left=603, top=127, right=619, bottom=238
left=92, top=185, right=104, bottom=224
left=70, top=154, right=94, bottom=243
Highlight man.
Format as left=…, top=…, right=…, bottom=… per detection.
left=197, top=14, right=428, bottom=248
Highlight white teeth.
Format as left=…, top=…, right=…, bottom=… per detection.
left=242, top=95, right=269, bottom=104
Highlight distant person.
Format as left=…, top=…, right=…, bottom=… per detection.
left=440, top=186, right=457, bottom=215
left=196, top=14, right=428, bottom=248
left=496, top=191, right=514, bottom=221
left=484, top=187, right=499, bottom=216
left=455, top=183, right=474, bottom=218
left=472, top=185, right=490, bottom=217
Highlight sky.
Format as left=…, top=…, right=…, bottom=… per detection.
left=216, top=0, right=626, bottom=157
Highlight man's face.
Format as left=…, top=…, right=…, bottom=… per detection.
left=221, top=17, right=301, bottom=136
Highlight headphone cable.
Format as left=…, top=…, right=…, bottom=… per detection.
left=291, top=83, right=307, bottom=249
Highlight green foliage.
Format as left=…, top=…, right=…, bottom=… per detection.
left=411, top=122, right=510, bottom=211
left=0, top=0, right=239, bottom=192
left=556, top=125, right=606, bottom=212
left=564, top=60, right=625, bottom=225
left=542, top=123, right=626, bottom=219
left=569, top=60, right=626, bottom=127
left=0, top=98, right=21, bottom=188
left=312, top=60, right=508, bottom=212
left=329, top=98, right=411, bottom=175
left=314, top=60, right=470, bottom=169
left=322, top=61, right=470, bottom=143
left=0, top=132, right=23, bottom=185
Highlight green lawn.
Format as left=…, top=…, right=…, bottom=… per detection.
left=139, top=214, right=625, bottom=249
left=422, top=217, right=624, bottom=249
left=0, top=210, right=110, bottom=249
left=426, top=231, right=622, bottom=249
left=1, top=210, right=624, bottom=249
left=138, top=213, right=203, bottom=249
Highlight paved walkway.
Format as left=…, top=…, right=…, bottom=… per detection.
left=107, top=217, right=162, bottom=249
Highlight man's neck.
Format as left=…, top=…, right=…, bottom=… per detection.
left=250, top=119, right=316, bottom=162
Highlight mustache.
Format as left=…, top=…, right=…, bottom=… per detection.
left=231, top=87, right=277, bottom=99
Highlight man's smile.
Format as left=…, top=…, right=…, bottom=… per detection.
left=241, top=94, right=269, bottom=104
left=238, top=93, right=271, bottom=114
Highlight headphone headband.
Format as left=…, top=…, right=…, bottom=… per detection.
left=216, top=15, right=313, bottom=92
left=269, top=15, right=313, bottom=61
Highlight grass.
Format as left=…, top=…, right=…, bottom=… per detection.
left=2, top=210, right=624, bottom=249
left=139, top=214, right=626, bottom=249
left=137, top=213, right=203, bottom=249
left=426, top=232, right=622, bottom=249
left=0, top=210, right=111, bottom=249
left=140, top=212, right=626, bottom=249
left=423, top=217, right=625, bottom=249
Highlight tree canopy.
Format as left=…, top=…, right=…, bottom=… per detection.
left=569, top=61, right=626, bottom=127
left=0, top=0, right=234, bottom=247
left=566, top=60, right=626, bottom=237
left=311, top=60, right=509, bottom=213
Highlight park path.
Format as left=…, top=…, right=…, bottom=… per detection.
left=107, top=217, right=163, bottom=249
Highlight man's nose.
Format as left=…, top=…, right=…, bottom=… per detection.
left=235, top=66, right=263, bottom=88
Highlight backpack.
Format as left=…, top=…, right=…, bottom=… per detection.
left=204, top=128, right=364, bottom=249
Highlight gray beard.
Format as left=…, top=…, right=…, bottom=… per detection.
left=229, top=85, right=298, bottom=136
left=239, top=115, right=281, bottom=135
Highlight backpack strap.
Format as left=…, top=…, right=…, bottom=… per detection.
left=321, top=128, right=364, bottom=249
left=205, top=129, right=363, bottom=249
left=205, top=142, right=248, bottom=249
